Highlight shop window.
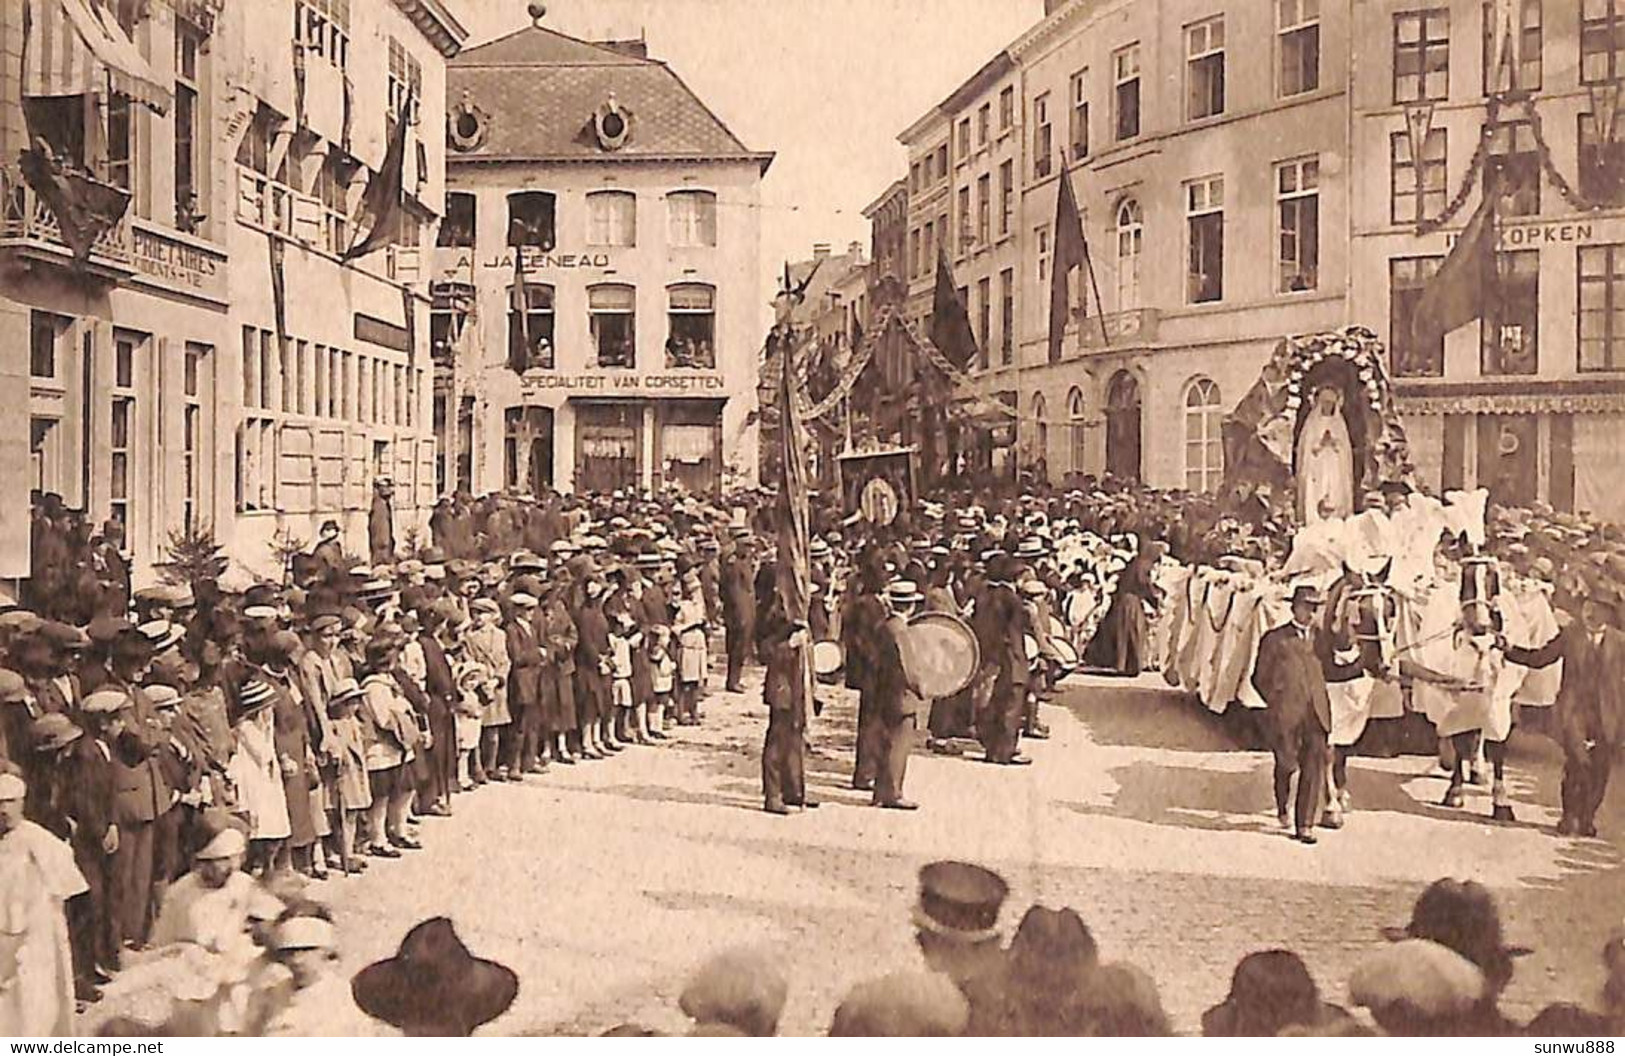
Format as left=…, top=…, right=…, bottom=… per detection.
left=589, top=284, right=636, bottom=369
left=1394, top=9, right=1450, bottom=103
left=1483, top=0, right=1542, bottom=94
left=666, top=284, right=715, bottom=368
left=1483, top=251, right=1539, bottom=376
left=437, top=192, right=475, bottom=248
left=507, top=191, right=556, bottom=249
left=1578, top=243, right=1625, bottom=371
left=1579, top=112, right=1625, bottom=208
left=1582, top=0, right=1625, bottom=85
left=1186, top=17, right=1226, bottom=122
left=1279, top=0, right=1320, bottom=97
left=1114, top=45, right=1141, bottom=141
left=1485, top=122, right=1540, bottom=217
left=1390, top=256, right=1445, bottom=377
left=508, top=283, right=554, bottom=371
left=587, top=190, right=636, bottom=247
left=1391, top=130, right=1447, bottom=225
left=1186, top=176, right=1224, bottom=304
left=1278, top=157, right=1320, bottom=292
left=667, top=190, right=717, bottom=247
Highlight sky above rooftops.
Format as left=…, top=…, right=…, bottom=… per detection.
left=452, top=0, right=1044, bottom=329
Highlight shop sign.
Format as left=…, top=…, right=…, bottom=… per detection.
left=520, top=372, right=726, bottom=395
left=129, top=223, right=226, bottom=299
left=434, top=247, right=614, bottom=281
left=1452, top=220, right=1599, bottom=250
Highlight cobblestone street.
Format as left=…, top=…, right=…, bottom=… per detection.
left=316, top=670, right=1625, bottom=1036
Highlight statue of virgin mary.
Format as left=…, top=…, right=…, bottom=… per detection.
left=1296, top=385, right=1355, bottom=524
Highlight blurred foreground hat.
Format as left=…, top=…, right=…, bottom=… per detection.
left=1350, top=938, right=1485, bottom=1019
left=678, top=947, right=787, bottom=1037
left=351, top=917, right=518, bottom=1035
left=828, top=970, right=968, bottom=1037
left=913, top=861, right=1008, bottom=943
left=1383, top=878, right=1530, bottom=989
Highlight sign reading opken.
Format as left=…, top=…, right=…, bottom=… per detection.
left=434, top=247, right=613, bottom=282
left=519, top=372, right=726, bottom=396
left=130, top=223, right=226, bottom=301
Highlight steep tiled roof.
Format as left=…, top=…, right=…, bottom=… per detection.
left=448, top=25, right=771, bottom=168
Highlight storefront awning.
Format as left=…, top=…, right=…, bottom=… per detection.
left=23, top=0, right=172, bottom=114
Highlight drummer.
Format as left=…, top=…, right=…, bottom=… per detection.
left=872, top=579, right=930, bottom=811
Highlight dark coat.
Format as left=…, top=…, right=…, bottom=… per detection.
left=108, top=685, right=175, bottom=825
left=368, top=493, right=394, bottom=563
left=41, top=736, right=115, bottom=853
left=1506, top=623, right=1625, bottom=748
left=419, top=635, right=457, bottom=720
left=1251, top=623, right=1362, bottom=734
left=505, top=621, right=543, bottom=709
left=721, top=556, right=755, bottom=631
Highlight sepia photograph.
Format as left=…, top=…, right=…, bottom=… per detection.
left=1, top=0, right=1624, bottom=1041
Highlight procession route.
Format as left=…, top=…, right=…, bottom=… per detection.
left=314, top=669, right=1622, bottom=1036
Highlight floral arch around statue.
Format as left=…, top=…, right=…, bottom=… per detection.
left=1220, top=326, right=1414, bottom=524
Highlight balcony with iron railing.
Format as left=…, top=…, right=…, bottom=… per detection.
left=1070, top=305, right=1159, bottom=352
left=0, top=164, right=135, bottom=275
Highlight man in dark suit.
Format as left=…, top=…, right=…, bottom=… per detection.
left=1503, top=581, right=1625, bottom=837
left=840, top=551, right=888, bottom=789
left=504, top=593, right=545, bottom=778
left=1251, top=584, right=1364, bottom=844
left=756, top=563, right=816, bottom=815
left=972, top=556, right=1031, bottom=767
left=32, top=712, right=116, bottom=999
left=368, top=478, right=395, bottom=565
left=417, top=609, right=460, bottom=815
left=721, top=538, right=756, bottom=693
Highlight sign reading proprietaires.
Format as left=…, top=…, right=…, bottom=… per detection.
left=519, top=372, right=726, bottom=396
left=129, top=222, right=227, bottom=301
left=434, top=247, right=614, bottom=282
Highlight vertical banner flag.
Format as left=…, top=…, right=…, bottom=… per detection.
left=774, top=322, right=814, bottom=724
left=342, top=112, right=409, bottom=261
left=1049, top=158, right=1091, bottom=362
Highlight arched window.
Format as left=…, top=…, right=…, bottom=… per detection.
left=1031, top=392, right=1049, bottom=472
left=507, top=283, right=555, bottom=371
left=588, top=284, right=637, bottom=369
left=587, top=190, right=636, bottom=247
left=506, top=191, right=556, bottom=249
left=1067, top=386, right=1087, bottom=475
left=667, top=284, right=716, bottom=368
left=1115, top=198, right=1143, bottom=311
left=1183, top=377, right=1224, bottom=493
left=667, top=190, right=717, bottom=247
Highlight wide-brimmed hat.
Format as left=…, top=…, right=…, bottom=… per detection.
left=236, top=679, right=276, bottom=716
left=137, top=619, right=184, bottom=653
left=351, top=917, right=519, bottom=1034
left=1383, top=878, right=1530, bottom=988
left=1007, top=906, right=1097, bottom=982
left=271, top=913, right=337, bottom=952
left=1202, top=949, right=1328, bottom=1037
left=912, top=860, right=1009, bottom=943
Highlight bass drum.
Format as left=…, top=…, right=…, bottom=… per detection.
left=1050, top=636, right=1079, bottom=672
left=905, top=611, right=980, bottom=698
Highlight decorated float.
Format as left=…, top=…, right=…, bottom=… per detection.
left=1143, top=329, right=1563, bottom=789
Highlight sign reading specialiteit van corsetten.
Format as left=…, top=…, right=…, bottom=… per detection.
left=518, top=372, right=727, bottom=396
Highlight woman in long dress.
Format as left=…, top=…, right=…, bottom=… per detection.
left=0, top=766, right=86, bottom=1037
left=1083, top=544, right=1162, bottom=676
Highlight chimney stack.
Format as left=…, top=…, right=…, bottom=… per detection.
left=847, top=240, right=864, bottom=260
left=812, top=243, right=832, bottom=261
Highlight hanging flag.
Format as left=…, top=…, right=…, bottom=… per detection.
left=18, top=147, right=130, bottom=263
left=773, top=320, right=814, bottom=726
left=1412, top=182, right=1498, bottom=348
left=269, top=231, right=288, bottom=343
left=1049, top=159, right=1090, bottom=363
left=929, top=248, right=978, bottom=371
left=342, top=113, right=409, bottom=261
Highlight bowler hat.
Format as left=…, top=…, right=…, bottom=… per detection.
left=913, top=860, right=1009, bottom=943
left=1383, top=878, right=1530, bottom=989
left=351, top=917, right=518, bottom=1035
left=1289, top=584, right=1325, bottom=607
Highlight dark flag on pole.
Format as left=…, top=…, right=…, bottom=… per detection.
left=342, top=113, right=409, bottom=262
left=930, top=248, right=979, bottom=370
left=1413, top=180, right=1499, bottom=348
left=774, top=319, right=814, bottom=727
left=1049, top=158, right=1097, bottom=362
